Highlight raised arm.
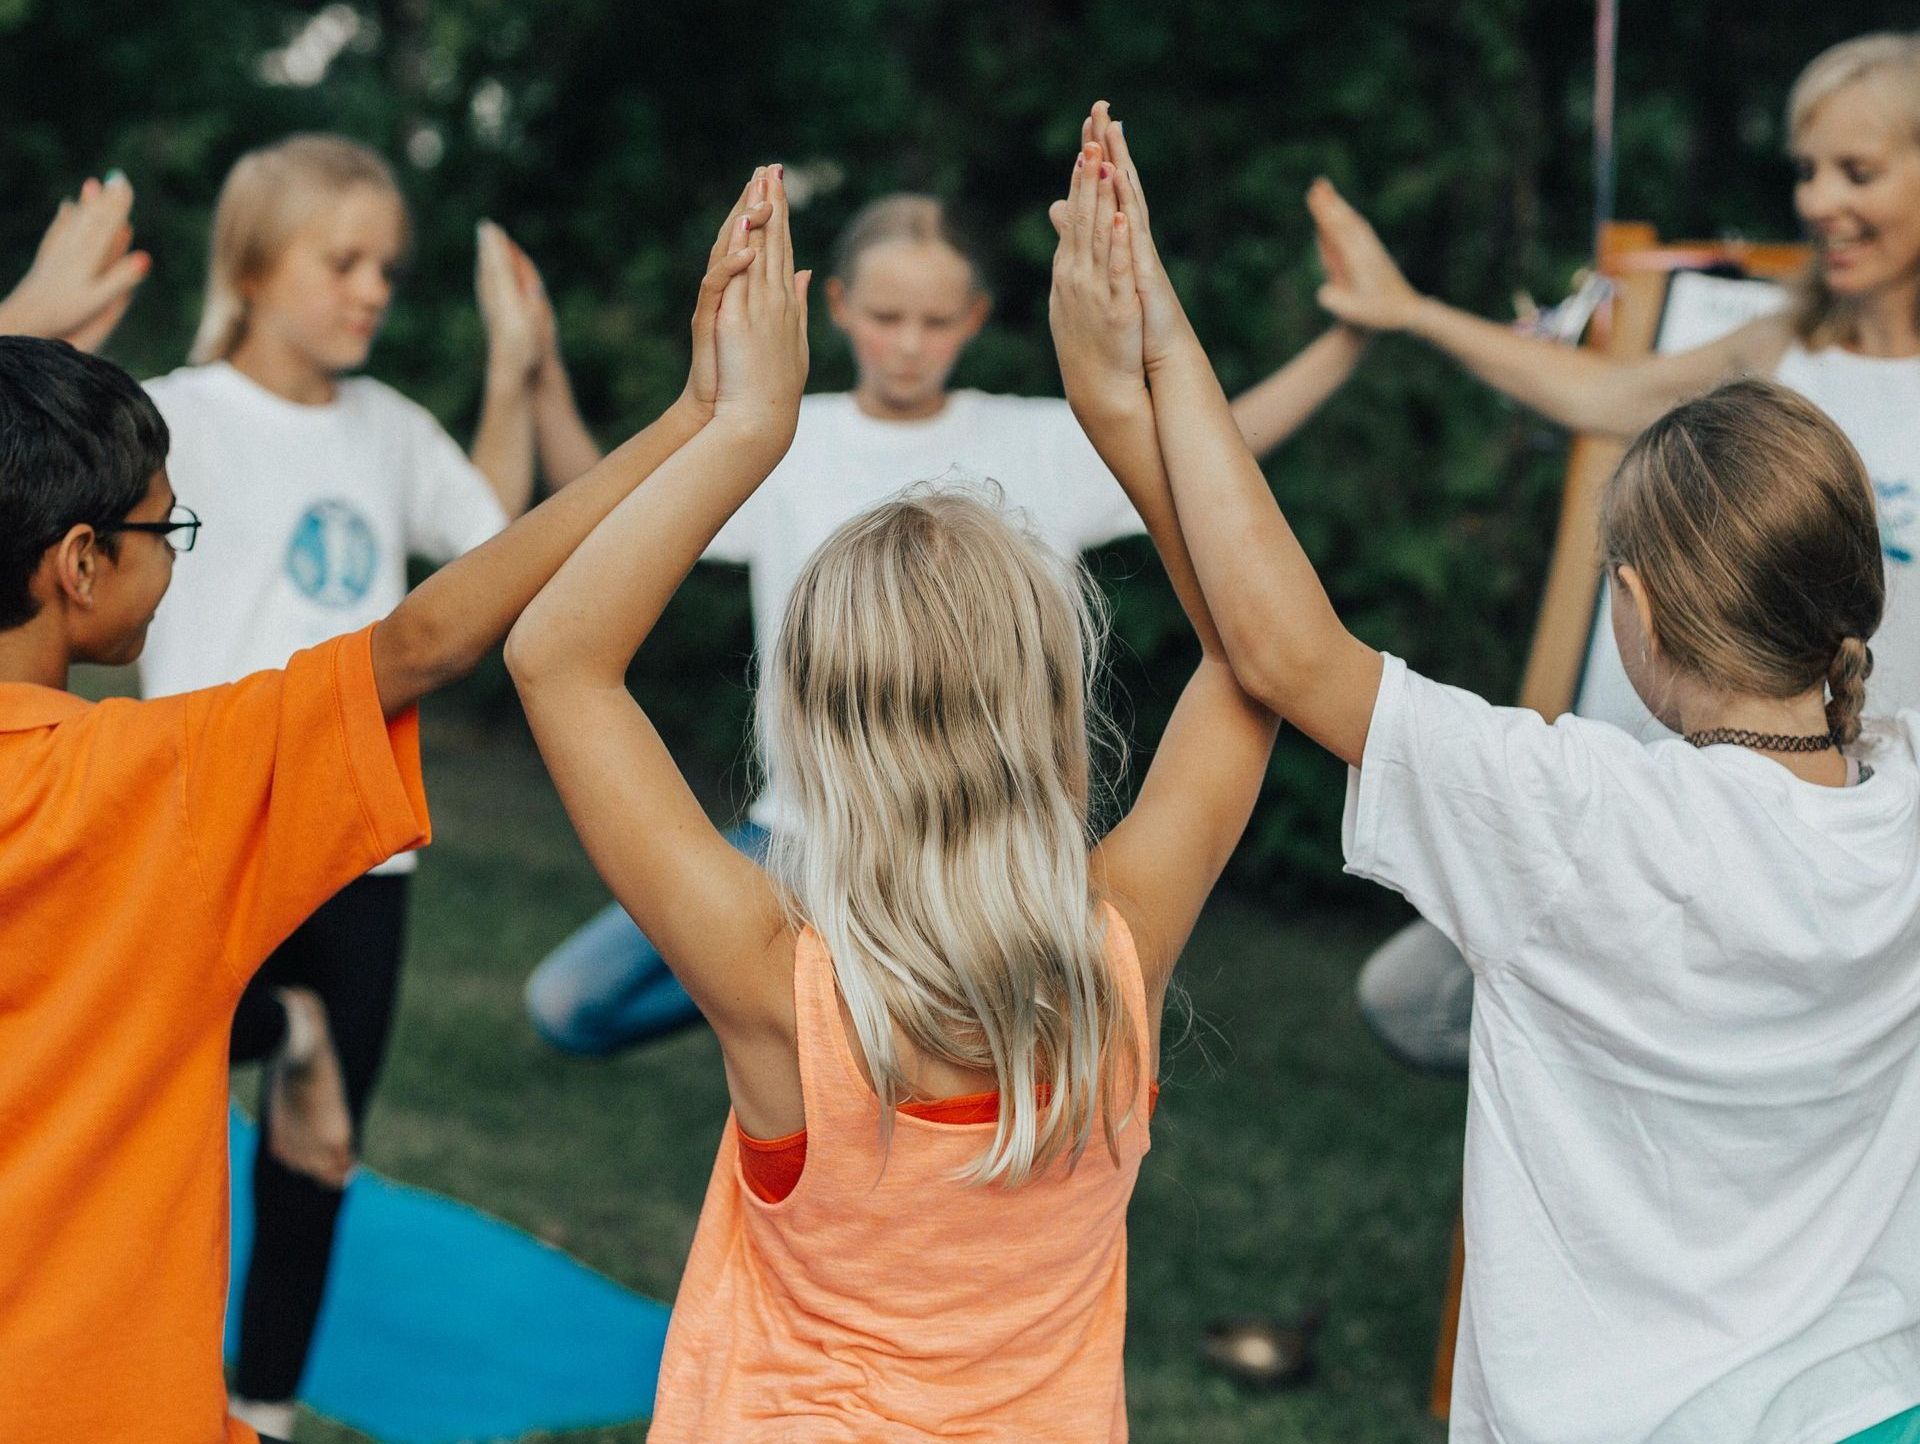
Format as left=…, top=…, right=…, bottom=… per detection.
left=1049, top=123, right=1278, bottom=981
left=503, top=167, right=809, bottom=1039
left=1309, top=178, right=1789, bottom=439
left=1229, top=324, right=1368, bottom=460
left=467, top=221, right=541, bottom=516
left=369, top=173, right=773, bottom=718
left=0, top=175, right=149, bottom=351
left=1101, top=116, right=1382, bottom=768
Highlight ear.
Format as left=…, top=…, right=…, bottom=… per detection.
left=959, top=291, right=992, bottom=341
left=49, top=525, right=104, bottom=609
left=824, top=276, right=851, bottom=333
left=1612, top=563, right=1660, bottom=661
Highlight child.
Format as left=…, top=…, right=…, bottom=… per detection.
left=129, top=132, right=564, bottom=1431
left=504, top=163, right=1276, bottom=1437
left=0, top=170, right=149, bottom=350
left=520, top=177, right=1362, bottom=1058
left=0, top=175, right=769, bottom=1444
left=1309, top=29, right=1920, bottom=1074
left=1094, top=108, right=1920, bottom=1443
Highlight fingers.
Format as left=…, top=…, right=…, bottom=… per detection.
left=1091, top=156, right=1116, bottom=275
left=1047, top=198, right=1069, bottom=238
left=1099, top=114, right=1148, bottom=230
left=1107, top=211, right=1134, bottom=299
left=90, top=248, right=151, bottom=307
left=709, top=166, right=767, bottom=265
left=1069, top=141, right=1102, bottom=264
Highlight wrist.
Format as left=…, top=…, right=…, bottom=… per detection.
left=484, top=358, right=535, bottom=403
left=706, top=402, right=798, bottom=459
left=0, top=293, right=49, bottom=339
left=1400, top=293, right=1444, bottom=339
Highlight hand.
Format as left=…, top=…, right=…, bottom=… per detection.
left=683, top=168, right=777, bottom=420
left=0, top=174, right=149, bottom=350
left=1306, top=178, right=1422, bottom=332
left=1049, top=139, right=1147, bottom=420
left=476, top=220, right=546, bottom=389
left=1076, top=101, right=1189, bottom=374
left=710, top=165, right=811, bottom=451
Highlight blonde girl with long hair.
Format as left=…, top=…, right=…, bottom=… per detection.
left=135, top=132, right=559, bottom=1435
left=1303, top=32, right=1920, bottom=1075
left=516, top=178, right=1359, bottom=1060
left=505, top=160, right=1276, bottom=1437
left=1088, top=104, right=1920, bottom=1443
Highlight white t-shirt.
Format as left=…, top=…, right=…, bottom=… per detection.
left=142, top=361, right=509, bottom=873
left=706, top=389, right=1142, bottom=830
left=1345, top=653, right=1920, bottom=1443
left=1577, top=343, right=1920, bottom=736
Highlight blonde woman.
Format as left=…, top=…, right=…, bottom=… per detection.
left=506, top=161, right=1275, bottom=1437
left=1308, top=32, right=1920, bottom=1073
left=135, top=133, right=557, bottom=1434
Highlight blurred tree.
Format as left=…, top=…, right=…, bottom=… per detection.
left=0, top=0, right=1908, bottom=895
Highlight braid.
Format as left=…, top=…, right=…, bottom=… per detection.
left=1826, top=636, right=1874, bottom=745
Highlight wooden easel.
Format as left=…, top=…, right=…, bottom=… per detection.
left=1426, top=222, right=1811, bottom=1419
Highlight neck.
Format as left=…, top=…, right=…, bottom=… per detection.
left=851, top=382, right=950, bottom=423
left=1851, top=278, right=1920, bottom=358
left=228, top=332, right=338, bottom=405
left=0, top=614, right=73, bottom=692
left=1678, top=686, right=1847, bottom=785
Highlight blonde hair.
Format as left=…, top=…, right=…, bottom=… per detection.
left=831, top=194, right=988, bottom=295
left=758, top=487, right=1135, bottom=1187
left=190, top=134, right=406, bottom=364
left=1602, top=378, right=1884, bottom=743
left=1785, top=31, right=1920, bottom=348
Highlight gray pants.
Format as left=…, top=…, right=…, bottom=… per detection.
left=1356, top=918, right=1473, bottom=1075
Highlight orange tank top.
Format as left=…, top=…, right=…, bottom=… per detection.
left=648, top=903, right=1155, bottom=1442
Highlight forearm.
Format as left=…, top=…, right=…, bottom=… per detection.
left=374, top=397, right=707, bottom=715
left=506, top=416, right=786, bottom=687
left=1072, top=393, right=1226, bottom=660
left=1404, top=297, right=1646, bottom=437
left=532, top=355, right=606, bottom=488
left=1229, top=325, right=1367, bottom=460
left=469, top=373, right=538, bottom=517
left=1149, top=326, right=1358, bottom=717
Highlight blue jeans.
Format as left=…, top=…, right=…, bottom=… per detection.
left=524, top=822, right=772, bottom=1056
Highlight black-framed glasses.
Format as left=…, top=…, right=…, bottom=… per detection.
left=99, top=503, right=201, bottom=554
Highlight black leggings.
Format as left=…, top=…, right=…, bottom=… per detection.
left=229, top=873, right=410, bottom=1403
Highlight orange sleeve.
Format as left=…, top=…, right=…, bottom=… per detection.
left=178, top=626, right=430, bottom=989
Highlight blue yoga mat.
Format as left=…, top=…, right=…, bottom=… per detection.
left=226, top=1110, right=671, bottom=1443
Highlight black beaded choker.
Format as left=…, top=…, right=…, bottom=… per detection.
left=1683, top=726, right=1837, bottom=754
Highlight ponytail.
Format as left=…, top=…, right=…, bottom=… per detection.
left=1827, top=637, right=1874, bottom=745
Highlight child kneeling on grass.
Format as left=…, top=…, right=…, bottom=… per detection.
left=1084, top=105, right=1920, bottom=1444
left=0, top=174, right=772, bottom=1444
left=505, top=159, right=1277, bottom=1438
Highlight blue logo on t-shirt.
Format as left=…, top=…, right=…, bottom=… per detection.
left=1876, top=479, right=1917, bottom=566
left=286, top=500, right=379, bottom=607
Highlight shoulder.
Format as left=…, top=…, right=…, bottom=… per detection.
left=1726, top=313, right=1795, bottom=375
left=143, top=362, right=236, bottom=414
left=340, top=376, right=445, bottom=432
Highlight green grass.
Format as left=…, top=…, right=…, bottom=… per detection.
left=272, top=709, right=1463, bottom=1443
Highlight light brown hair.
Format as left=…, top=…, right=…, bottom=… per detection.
left=830, top=194, right=989, bottom=296
left=1786, top=31, right=1920, bottom=348
left=758, top=487, right=1135, bottom=1187
left=189, top=134, right=407, bottom=364
left=1602, top=378, right=1884, bottom=742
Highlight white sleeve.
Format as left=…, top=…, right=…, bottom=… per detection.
left=1038, top=399, right=1143, bottom=552
left=399, top=396, right=510, bottom=563
left=1342, top=654, right=1606, bottom=975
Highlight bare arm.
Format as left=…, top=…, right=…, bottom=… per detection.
left=1101, top=114, right=1382, bottom=767
left=503, top=169, right=808, bottom=1044
left=370, top=177, right=771, bottom=718
left=1228, top=324, right=1368, bottom=460
left=1050, top=123, right=1279, bottom=983
left=531, top=345, right=605, bottom=486
left=1308, top=179, right=1791, bottom=439
left=468, top=222, right=542, bottom=516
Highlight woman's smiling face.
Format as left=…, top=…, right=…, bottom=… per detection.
left=1793, top=79, right=1920, bottom=303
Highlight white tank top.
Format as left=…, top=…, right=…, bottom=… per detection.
left=1575, top=343, right=1920, bottom=737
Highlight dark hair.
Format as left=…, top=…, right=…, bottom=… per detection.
left=1601, top=378, right=1884, bottom=743
left=0, top=337, right=169, bottom=630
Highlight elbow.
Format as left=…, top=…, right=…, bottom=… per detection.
left=501, top=617, right=549, bottom=691
left=1216, top=614, right=1321, bottom=720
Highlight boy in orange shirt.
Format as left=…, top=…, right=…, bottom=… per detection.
left=0, top=174, right=770, bottom=1444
